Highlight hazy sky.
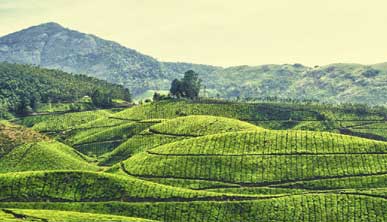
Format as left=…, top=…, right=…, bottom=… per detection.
left=1, top=0, right=387, bottom=67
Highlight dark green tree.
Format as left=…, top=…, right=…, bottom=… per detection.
left=91, top=89, right=113, bottom=108
left=170, top=79, right=182, bottom=98
left=170, top=70, right=202, bottom=100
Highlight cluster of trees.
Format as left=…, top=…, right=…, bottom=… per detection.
left=170, top=70, right=202, bottom=100
left=0, top=63, right=131, bottom=116
left=152, top=70, right=203, bottom=102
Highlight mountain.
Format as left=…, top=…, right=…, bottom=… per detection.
left=0, top=23, right=386, bottom=105
left=0, top=22, right=220, bottom=95
left=205, top=63, right=387, bottom=105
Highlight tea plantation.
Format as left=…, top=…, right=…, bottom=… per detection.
left=1, top=100, right=387, bottom=221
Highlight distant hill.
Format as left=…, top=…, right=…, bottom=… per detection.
left=0, top=23, right=386, bottom=105
left=205, top=63, right=387, bottom=105
left=0, top=22, right=220, bottom=95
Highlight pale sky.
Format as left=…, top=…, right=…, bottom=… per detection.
left=0, top=0, right=387, bottom=67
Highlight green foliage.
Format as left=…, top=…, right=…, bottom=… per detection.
left=0, top=209, right=156, bottom=222
left=0, top=62, right=130, bottom=115
left=0, top=171, right=235, bottom=202
left=0, top=121, right=48, bottom=156
left=1, top=194, right=387, bottom=221
left=121, top=130, right=387, bottom=184
left=150, top=115, right=261, bottom=136
left=71, top=121, right=156, bottom=157
left=2, top=100, right=387, bottom=221
left=204, top=63, right=387, bottom=105
left=0, top=141, right=98, bottom=173
left=170, top=70, right=202, bottom=100
left=101, top=116, right=260, bottom=166
left=91, top=89, right=113, bottom=108
left=112, top=100, right=387, bottom=142
left=19, top=110, right=113, bottom=132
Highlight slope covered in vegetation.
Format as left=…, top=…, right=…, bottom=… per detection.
left=101, top=115, right=262, bottom=165
left=2, top=100, right=387, bottom=221
left=0, top=141, right=97, bottom=173
left=120, top=130, right=387, bottom=184
left=0, top=209, right=156, bottom=222
left=0, top=62, right=130, bottom=117
left=0, top=120, right=48, bottom=157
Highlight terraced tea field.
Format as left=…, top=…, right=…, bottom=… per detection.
left=1, top=101, right=387, bottom=221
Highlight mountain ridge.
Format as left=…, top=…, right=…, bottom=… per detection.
left=0, top=22, right=220, bottom=95
left=0, top=22, right=386, bottom=105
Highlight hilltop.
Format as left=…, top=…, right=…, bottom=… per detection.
left=0, top=22, right=220, bottom=95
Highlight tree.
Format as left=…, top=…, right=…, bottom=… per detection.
left=91, top=89, right=113, bottom=108
left=170, top=79, right=182, bottom=98
left=170, top=70, right=202, bottom=100
left=17, top=97, right=33, bottom=115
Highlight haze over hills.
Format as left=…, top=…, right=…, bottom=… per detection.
left=0, top=22, right=219, bottom=95
left=0, top=22, right=386, bottom=105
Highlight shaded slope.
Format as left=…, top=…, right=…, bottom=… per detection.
left=0, top=171, right=247, bottom=202
left=0, top=141, right=97, bottom=173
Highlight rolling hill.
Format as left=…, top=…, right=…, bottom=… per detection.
left=2, top=99, right=387, bottom=221
left=101, top=115, right=262, bottom=165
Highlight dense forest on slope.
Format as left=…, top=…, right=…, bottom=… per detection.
left=0, top=63, right=131, bottom=117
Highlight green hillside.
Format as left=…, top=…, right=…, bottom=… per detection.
left=0, top=120, right=48, bottom=156
left=0, top=62, right=131, bottom=117
left=2, top=100, right=387, bottom=221
left=0, top=171, right=246, bottom=202
left=0, top=209, right=156, bottom=222
left=101, top=115, right=262, bottom=165
left=1, top=194, right=386, bottom=222
left=0, top=141, right=97, bottom=173
left=203, top=63, right=387, bottom=105
left=119, top=130, right=387, bottom=184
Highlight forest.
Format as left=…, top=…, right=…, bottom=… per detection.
left=0, top=63, right=131, bottom=117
